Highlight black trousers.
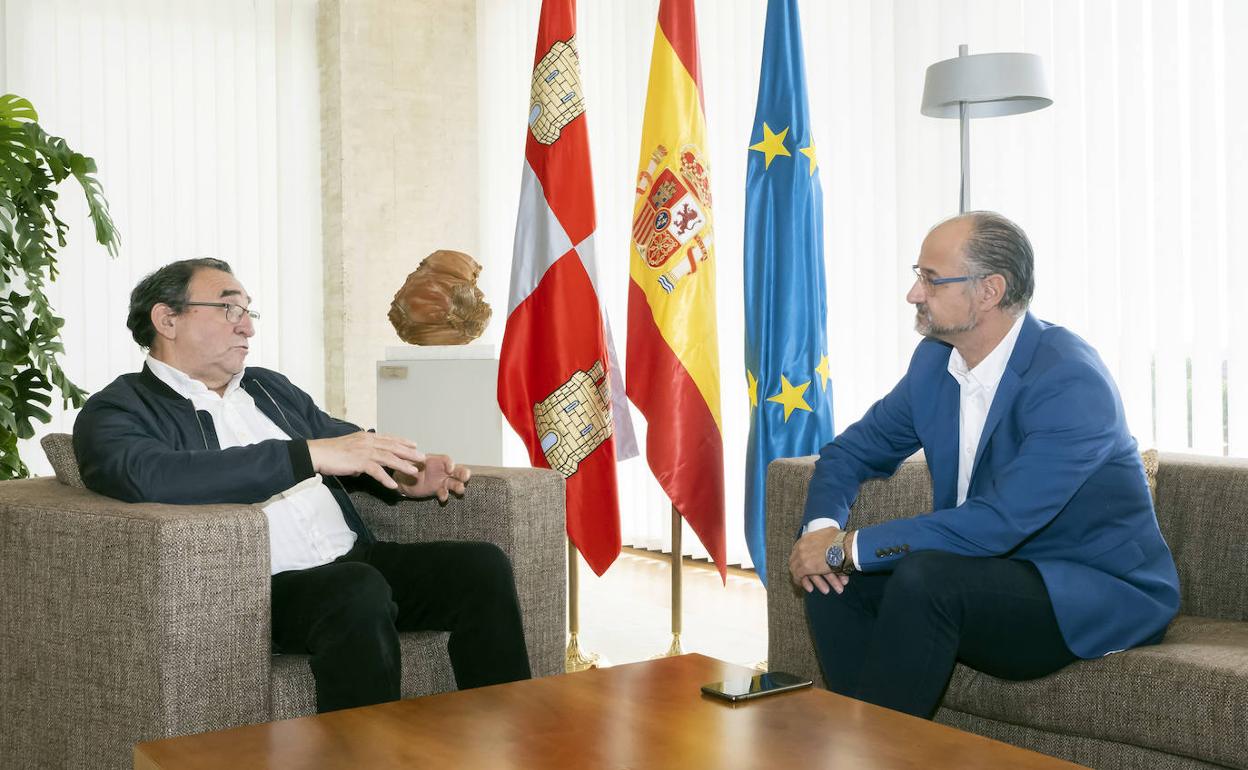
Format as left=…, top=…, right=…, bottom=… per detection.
left=270, top=540, right=532, bottom=713
left=804, top=550, right=1077, bottom=719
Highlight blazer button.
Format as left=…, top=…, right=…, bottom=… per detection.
left=875, top=549, right=885, bottom=558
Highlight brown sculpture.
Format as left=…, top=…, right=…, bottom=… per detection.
left=388, top=250, right=492, bottom=345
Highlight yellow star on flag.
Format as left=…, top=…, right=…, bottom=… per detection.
left=767, top=375, right=813, bottom=422
left=749, top=122, right=791, bottom=169
left=747, top=369, right=759, bottom=408
left=799, top=138, right=818, bottom=176
left=815, top=355, right=830, bottom=391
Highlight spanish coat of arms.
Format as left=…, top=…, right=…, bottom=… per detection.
left=631, top=144, right=714, bottom=294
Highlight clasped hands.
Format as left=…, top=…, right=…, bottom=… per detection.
left=307, top=431, right=470, bottom=503
left=788, top=527, right=856, bottom=596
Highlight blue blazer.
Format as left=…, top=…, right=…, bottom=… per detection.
left=802, top=313, right=1179, bottom=658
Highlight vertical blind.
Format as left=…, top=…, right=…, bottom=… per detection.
left=2, top=0, right=324, bottom=477
left=479, top=0, right=1247, bottom=568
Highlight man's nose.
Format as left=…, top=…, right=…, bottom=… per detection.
left=906, top=280, right=925, bottom=305
left=238, top=315, right=256, bottom=336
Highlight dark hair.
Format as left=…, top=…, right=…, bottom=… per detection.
left=127, top=258, right=233, bottom=348
left=960, top=211, right=1035, bottom=314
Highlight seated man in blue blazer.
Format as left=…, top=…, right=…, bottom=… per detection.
left=789, top=212, right=1179, bottom=719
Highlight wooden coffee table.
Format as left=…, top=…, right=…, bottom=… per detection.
left=134, top=653, right=1081, bottom=768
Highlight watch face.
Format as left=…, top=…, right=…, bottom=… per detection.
left=825, top=544, right=845, bottom=570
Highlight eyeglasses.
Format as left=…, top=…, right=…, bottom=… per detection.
left=911, top=264, right=980, bottom=290
left=184, top=302, right=260, bottom=324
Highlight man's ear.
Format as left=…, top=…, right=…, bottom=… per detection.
left=979, top=274, right=1007, bottom=310
left=150, top=303, right=179, bottom=342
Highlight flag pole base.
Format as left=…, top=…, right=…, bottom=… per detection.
left=565, top=632, right=600, bottom=673
left=651, top=632, right=683, bottom=659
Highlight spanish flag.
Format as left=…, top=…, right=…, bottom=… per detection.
left=626, top=0, right=725, bottom=579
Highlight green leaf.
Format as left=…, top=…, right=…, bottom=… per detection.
left=0, top=93, right=115, bottom=479
left=0, top=94, right=38, bottom=125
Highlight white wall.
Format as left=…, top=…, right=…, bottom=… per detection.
left=3, top=0, right=324, bottom=475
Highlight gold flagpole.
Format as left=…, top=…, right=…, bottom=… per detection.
left=658, top=504, right=683, bottom=657
left=565, top=538, right=599, bottom=672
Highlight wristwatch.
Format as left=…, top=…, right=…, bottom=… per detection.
left=825, top=529, right=856, bottom=575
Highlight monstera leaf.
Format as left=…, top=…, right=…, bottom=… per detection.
left=0, top=93, right=118, bottom=479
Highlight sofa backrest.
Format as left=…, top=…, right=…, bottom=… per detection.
left=40, top=432, right=85, bottom=488
left=1154, top=452, right=1248, bottom=622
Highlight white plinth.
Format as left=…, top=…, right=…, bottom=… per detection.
left=377, top=344, right=504, bottom=466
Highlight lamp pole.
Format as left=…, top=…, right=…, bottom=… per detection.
left=958, top=43, right=970, bottom=214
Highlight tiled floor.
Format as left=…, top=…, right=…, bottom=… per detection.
left=574, top=549, right=769, bottom=669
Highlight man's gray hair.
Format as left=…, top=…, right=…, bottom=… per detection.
left=954, top=211, right=1035, bottom=314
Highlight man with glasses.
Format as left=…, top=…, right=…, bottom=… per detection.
left=788, top=212, right=1178, bottom=719
left=73, top=258, right=531, bottom=713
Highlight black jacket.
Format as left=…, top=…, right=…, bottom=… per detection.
left=73, top=364, right=385, bottom=542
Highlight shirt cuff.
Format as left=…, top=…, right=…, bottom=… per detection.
left=804, top=517, right=838, bottom=535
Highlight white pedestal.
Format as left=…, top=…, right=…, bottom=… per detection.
left=377, top=344, right=506, bottom=466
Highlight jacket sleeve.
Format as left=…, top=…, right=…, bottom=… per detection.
left=265, top=370, right=403, bottom=500
left=801, top=360, right=922, bottom=532
left=854, top=358, right=1120, bottom=571
left=73, top=393, right=315, bottom=505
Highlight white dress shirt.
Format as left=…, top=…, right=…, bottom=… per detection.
left=145, top=356, right=356, bottom=575
left=806, top=314, right=1027, bottom=565
left=946, top=314, right=1026, bottom=505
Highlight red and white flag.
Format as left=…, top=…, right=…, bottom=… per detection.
left=498, top=0, right=637, bottom=576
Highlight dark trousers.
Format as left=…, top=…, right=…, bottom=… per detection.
left=270, top=540, right=532, bottom=713
left=805, top=550, right=1077, bottom=719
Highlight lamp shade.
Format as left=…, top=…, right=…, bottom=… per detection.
left=921, top=52, right=1051, bottom=119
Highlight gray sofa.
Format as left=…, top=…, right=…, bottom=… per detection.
left=766, top=452, right=1247, bottom=769
left=0, top=434, right=567, bottom=770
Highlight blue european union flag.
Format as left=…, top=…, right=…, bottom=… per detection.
left=743, top=0, right=834, bottom=584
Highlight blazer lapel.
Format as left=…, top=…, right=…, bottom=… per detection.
left=969, top=313, right=1043, bottom=482
left=927, top=365, right=962, bottom=510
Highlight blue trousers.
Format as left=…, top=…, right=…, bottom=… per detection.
left=804, top=550, right=1077, bottom=719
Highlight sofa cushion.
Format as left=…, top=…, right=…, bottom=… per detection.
left=941, top=614, right=1248, bottom=768
left=40, top=433, right=84, bottom=488
left=269, top=630, right=456, bottom=720
left=1154, top=453, right=1248, bottom=622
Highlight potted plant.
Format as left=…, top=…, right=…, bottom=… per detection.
left=0, top=93, right=119, bottom=479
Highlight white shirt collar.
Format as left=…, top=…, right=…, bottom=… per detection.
left=947, top=313, right=1027, bottom=392
left=146, top=355, right=245, bottom=400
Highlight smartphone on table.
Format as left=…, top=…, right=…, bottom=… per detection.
left=701, top=671, right=813, bottom=702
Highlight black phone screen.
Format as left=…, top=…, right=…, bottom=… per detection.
left=700, top=671, right=813, bottom=702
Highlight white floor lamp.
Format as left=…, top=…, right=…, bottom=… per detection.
left=921, top=45, right=1053, bottom=213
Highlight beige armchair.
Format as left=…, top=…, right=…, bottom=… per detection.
left=0, top=434, right=566, bottom=770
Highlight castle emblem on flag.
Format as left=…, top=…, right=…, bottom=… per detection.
left=533, top=359, right=614, bottom=478
left=631, top=144, right=714, bottom=294
left=528, top=37, right=586, bottom=145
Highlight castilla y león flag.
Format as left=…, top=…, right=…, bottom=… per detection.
left=627, top=0, right=726, bottom=580
left=499, top=0, right=637, bottom=577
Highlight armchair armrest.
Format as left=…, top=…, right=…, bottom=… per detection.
left=349, top=465, right=567, bottom=679
left=0, top=478, right=272, bottom=769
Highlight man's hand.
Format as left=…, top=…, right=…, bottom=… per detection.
left=789, top=527, right=851, bottom=595
left=394, top=454, right=471, bottom=503
left=307, top=431, right=426, bottom=490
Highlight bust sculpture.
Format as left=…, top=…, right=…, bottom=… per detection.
left=388, top=250, right=492, bottom=345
